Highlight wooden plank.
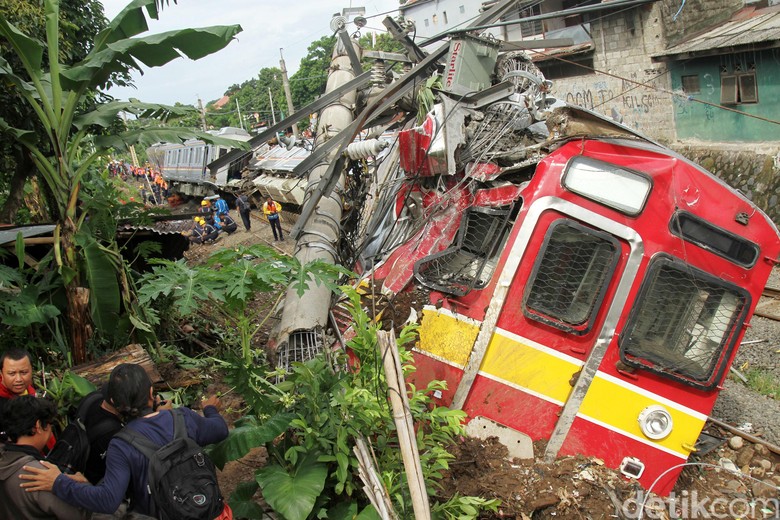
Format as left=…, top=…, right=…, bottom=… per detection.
left=72, top=344, right=163, bottom=387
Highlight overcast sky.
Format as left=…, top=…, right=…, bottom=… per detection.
left=99, top=0, right=400, bottom=107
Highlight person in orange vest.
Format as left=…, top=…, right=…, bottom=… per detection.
left=262, top=196, right=283, bottom=241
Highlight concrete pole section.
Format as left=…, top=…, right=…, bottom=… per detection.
left=276, top=35, right=362, bottom=343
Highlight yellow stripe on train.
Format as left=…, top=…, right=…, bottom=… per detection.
left=419, top=307, right=703, bottom=458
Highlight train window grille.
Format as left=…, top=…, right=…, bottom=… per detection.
left=523, top=220, right=619, bottom=335
left=619, top=256, right=749, bottom=390
left=669, top=211, right=759, bottom=268
left=414, top=205, right=514, bottom=296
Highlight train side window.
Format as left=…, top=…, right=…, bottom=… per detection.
left=669, top=211, right=759, bottom=268
left=523, top=219, right=620, bottom=335
left=619, top=255, right=749, bottom=390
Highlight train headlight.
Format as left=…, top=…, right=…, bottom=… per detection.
left=638, top=405, right=673, bottom=440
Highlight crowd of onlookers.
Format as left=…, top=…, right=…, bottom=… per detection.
left=0, top=348, right=232, bottom=519
left=106, top=159, right=284, bottom=247
left=107, top=160, right=170, bottom=206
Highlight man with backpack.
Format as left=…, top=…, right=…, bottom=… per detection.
left=45, top=387, right=124, bottom=485
left=1, top=395, right=89, bottom=520
left=236, top=193, right=251, bottom=232
left=19, top=363, right=230, bottom=520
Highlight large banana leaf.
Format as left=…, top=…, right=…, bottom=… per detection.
left=61, top=25, right=242, bottom=90
left=74, top=100, right=197, bottom=129
left=76, top=233, right=121, bottom=336
left=207, top=414, right=294, bottom=469
left=98, top=0, right=174, bottom=46
left=93, top=126, right=251, bottom=151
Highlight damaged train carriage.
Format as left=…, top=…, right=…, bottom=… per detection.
left=257, top=5, right=780, bottom=496
left=350, top=49, right=780, bottom=495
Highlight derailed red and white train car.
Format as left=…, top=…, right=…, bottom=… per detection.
left=262, top=10, right=780, bottom=496
left=367, top=107, right=780, bottom=494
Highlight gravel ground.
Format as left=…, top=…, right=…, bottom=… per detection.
left=711, top=267, right=780, bottom=445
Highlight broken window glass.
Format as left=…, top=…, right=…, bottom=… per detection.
left=414, top=204, right=515, bottom=296
left=620, top=256, right=748, bottom=389
left=523, top=220, right=619, bottom=335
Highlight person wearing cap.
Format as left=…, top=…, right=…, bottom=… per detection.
left=197, top=199, right=212, bottom=214
left=189, top=217, right=219, bottom=244
left=213, top=195, right=229, bottom=216
left=215, top=212, right=238, bottom=234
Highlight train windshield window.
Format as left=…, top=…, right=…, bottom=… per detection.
left=670, top=211, right=759, bottom=268
left=620, top=256, right=749, bottom=390
left=563, top=156, right=651, bottom=216
left=523, top=220, right=619, bottom=335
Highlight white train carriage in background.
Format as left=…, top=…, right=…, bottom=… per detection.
left=146, top=127, right=251, bottom=197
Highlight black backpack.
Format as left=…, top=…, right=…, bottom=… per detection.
left=237, top=195, right=250, bottom=211
left=46, top=390, right=114, bottom=475
left=115, top=408, right=223, bottom=520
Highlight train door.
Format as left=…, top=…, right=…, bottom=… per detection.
left=451, top=196, right=641, bottom=444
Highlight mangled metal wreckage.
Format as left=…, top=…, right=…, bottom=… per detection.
left=218, top=1, right=780, bottom=495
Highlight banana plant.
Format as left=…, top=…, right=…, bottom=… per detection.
left=0, top=0, right=248, bottom=363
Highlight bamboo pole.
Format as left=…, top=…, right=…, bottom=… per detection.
left=378, top=330, right=431, bottom=520
left=354, top=437, right=397, bottom=520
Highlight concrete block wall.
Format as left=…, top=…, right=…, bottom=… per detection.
left=547, top=4, right=678, bottom=141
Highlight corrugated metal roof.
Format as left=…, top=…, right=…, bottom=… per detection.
left=248, top=144, right=310, bottom=174
left=531, top=42, right=594, bottom=62
left=655, top=7, right=780, bottom=58
left=0, top=225, right=56, bottom=246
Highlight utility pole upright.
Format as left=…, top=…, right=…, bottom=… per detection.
left=279, top=48, right=299, bottom=137
left=197, top=97, right=208, bottom=131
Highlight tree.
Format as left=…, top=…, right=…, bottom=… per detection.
left=0, top=0, right=113, bottom=224
left=289, top=35, right=336, bottom=110
left=0, top=0, right=247, bottom=363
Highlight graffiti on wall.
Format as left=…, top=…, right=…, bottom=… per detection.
left=563, top=77, right=663, bottom=115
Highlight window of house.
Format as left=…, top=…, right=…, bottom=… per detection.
left=523, top=220, right=620, bottom=335
left=720, top=64, right=758, bottom=105
left=459, top=5, right=465, bottom=14
left=520, top=4, right=543, bottom=37
left=620, top=256, right=749, bottom=390
left=432, top=14, right=438, bottom=25
left=443, top=11, right=448, bottom=24
left=681, top=75, right=700, bottom=95
left=424, top=18, right=429, bottom=27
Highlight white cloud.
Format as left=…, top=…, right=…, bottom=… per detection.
left=99, top=0, right=400, bottom=106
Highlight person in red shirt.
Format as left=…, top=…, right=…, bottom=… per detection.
left=0, top=348, right=56, bottom=452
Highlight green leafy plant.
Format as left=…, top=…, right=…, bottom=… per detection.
left=137, top=244, right=348, bottom=363
left=0, top=0, right=248, bottom=363
left=40, top=370, right=96, bottom=427
left=209, top=286, right=496, bottom=520
left=417, top=73, right=443, bottom=123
